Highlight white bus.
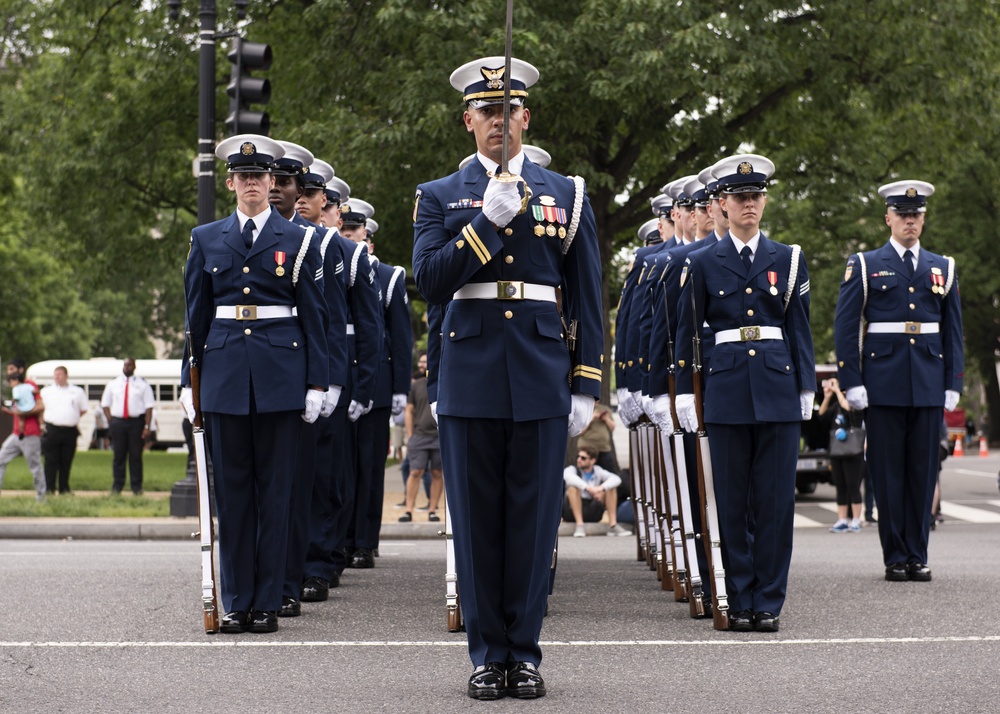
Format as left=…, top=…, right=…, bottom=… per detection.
left=25, top=358, right=186, bottom=451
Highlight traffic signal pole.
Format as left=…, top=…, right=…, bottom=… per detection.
left=196, top=0, right=217, bottom=227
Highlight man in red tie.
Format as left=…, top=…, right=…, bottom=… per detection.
left=100, top=357, right=154, bottom=495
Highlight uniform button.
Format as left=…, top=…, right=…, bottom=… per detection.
left=243, top=266, right=250, bottom=274
left=786, top=365, right=790, bottom=371
left=745, top=287, right=752, bottom=295
left=504, top=310, right=513, bottom=319
left=505, top=255, right=514, bottom=264
left=870, top=352, right=876, bottom=357
left=638, top=358, right=643, bottom=365
left=504, top=228, right=513, bottom=236
left=719, top=290, right=725, bottom=296
left=909, top=303, right=916, bottom=310
left=293, top=342, right=298, bottom=347
left=244, top=328, right=251, bottom=336
left=212, top=267, right=218, bottom=273
left=456, top=239, right=465, bottom=249
left=747, top=309, right=754, bottom=317
left=881, top=284, right=887, bottom=290
left=748, top=349, right=756, bottom=356
left=909, top=287, right=915, bottom=293
left=910, top=338, right=916, bottom=345
left=449, top=331, right=456, bottom=337
left=243, top=287, right=250, bottom=295
left=560, top=333, right=564, bottom=339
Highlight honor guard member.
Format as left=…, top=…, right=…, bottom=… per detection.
left=269, top=143, right=350, bottom=617
left=651, top=192, right=678, bottom=247
left=301, top=173, right=384, bottom=595
left=340, top=198, right=411, bottom=569
left=413, top=56, right=602, bottom=699
left=673, top=154, right=815, bottom=633
left=294, top=159, right=334, bottom=224
left=834, top=180, right=963, bottom=582
left=181, top=134, right=329, bottom=634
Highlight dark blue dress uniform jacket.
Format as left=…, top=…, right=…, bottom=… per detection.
left=334, top=235, right=383, bottom=406
left=413, top=158, right=603, bottom=417
left=371, top=258, right=413, bottom=407
left=834, top=242, right=963, bottom=405
left=617, top=242, right=662, bottom=393
left=675, top=233, right=814, bottom=423
left=185, top=210, right=329, bottom=407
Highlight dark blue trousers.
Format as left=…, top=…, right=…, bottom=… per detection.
left=707, top=421, right=799, bottom=615
left=304, top=406, right=347, bottom=582
left=332, top=415, right=358, bottom=575
left=439, top=415, right=567, bottom=668
left=283, top=420, right=316, bottom=599
left=205, top=408, right=300, bottom=613
left=865, top=405, right=941, bottom=566
left=350, top=406, right=390, bottom=550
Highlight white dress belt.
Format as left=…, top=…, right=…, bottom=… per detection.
left=715, top=326, right=784, bottom=344
left=867, top=321, right=939, bottom=335
left=453, top=281, right=557, bottom=302
left=346, top=324, right=355, bottom=335
left=215, top=305, right=296, bottom=320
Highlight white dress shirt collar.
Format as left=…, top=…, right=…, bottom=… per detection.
left=730, top=231, right=761, bottom=259
left=236, top=206, right=272, bottom=238
left=476, top=150, right=525, bottom=178
left=888, top=237, right=920, bottom=264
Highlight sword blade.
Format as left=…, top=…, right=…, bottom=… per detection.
left=500, top=0, right=513, bottom=175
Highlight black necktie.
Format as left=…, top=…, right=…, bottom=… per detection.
left=902, top=249, right=914, bottom=279
left=242, top=219, right=256, bottom=251
left=740, top=245, right=753, bottom=273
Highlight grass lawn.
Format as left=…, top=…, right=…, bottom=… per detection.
left=0, top=450, right=189, bottom=492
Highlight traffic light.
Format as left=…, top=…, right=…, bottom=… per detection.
left=225, top=37, right=272, bottom=135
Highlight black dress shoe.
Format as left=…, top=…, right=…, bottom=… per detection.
left=729, top=609, right=754, bottom=632
left=885, top=563, right=909, bottom=581
left=349, top=547, right=375, bottom=569
left=220, top=611, right=249, bottom=634
left=300, top=577, right=330, bottom=602
left=248, top=610, right=278, bottom=633
left=329, top=572, right=340, bottom=589
left=467, top=662, right=506, bottom=700
left=908, top=563, right=932, bottom=581
left=279, top=597, right=300, bottom=618
left=506, top=662, right=545, bottom=699
left=754, top=611, right=780, bottom=632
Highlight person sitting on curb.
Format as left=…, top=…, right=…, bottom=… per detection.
left=562, top=446, right=630, bottom=537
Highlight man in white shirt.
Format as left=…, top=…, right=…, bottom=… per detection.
left=100, top=357, right=154, bottom=495
left=563, top=446, right=629, bottom=537
left=40, top=366, right=88, bottom=494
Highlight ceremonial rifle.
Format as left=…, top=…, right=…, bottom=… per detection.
left=439, top=499, right=463, bottom=632
left=627, top=424, right=646, bottom=562
left=691, top=291, right=729, bottom=630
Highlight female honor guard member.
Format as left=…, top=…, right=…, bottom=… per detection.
left=181, top=135, right=329, bottom=634
left=674, top=154, right=815, bottom=634
left=834, top=180, right=963, bottom=582
left=413, top=57, right=603, bottom=700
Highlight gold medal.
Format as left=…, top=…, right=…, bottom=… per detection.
left=275, top=266, right=285, bottom=277
left=545, top=224, right=556, bottom=237
left=533, top=224, right=545, bottom=236
left=558, top=226, right=567, bottom=239
left=769, top=286, right=779, bottom=296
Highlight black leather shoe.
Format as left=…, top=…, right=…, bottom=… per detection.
left=398, top=511, right=412, bottom=523
left=329, top=572, right=340, bottom=589
left=349, top=547, right=375, bottom=569
left=279, top=597, right=300, bottom=618
left=506, top=662, right=545, bottom=699
left=300, top=577, right=330, bottom=602
left=885, top=563, right=909, bottom=581
left=467, top=662, right=506, bottom=700
left=249, top=610, right=278, bottom=633
left=220, top=611, right=249, bottom=634
left=908, top=563, right=932, bottom=581
left=754, top=611, right=780, bottom=632
left=729, top=609, right=754, bottom=631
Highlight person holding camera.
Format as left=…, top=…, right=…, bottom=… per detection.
left=819, top=378, right=866, bottom=532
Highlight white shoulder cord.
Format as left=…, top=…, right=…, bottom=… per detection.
left=562, top=175, right=586, bottom=255
left=291, top=226, right=315, bottom=287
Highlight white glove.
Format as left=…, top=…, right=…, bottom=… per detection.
left=321, top=385, right=343, bottom=418
left=482, top=177, right=522, bottom=227
left=362, top=399, right=374, bottom=415
left=845, top=386, right=868, bottom=411
left=348, top=399, right=366, bottom=422
left=430, top=401, right=438, bottom=425
left=392, top=410, right=405, bottom=426
left=640, top=394, right=654, bottom=418
left=567, top=394, right=596, bottom=437
left=649, top=395, right=674, bottom=433
left=800, top=390, right=815, bottom=420
left=675, top=394, right=698, bottom=433
left=179, top=387, right=196, bottom=422
left=615, top=388, right=633, bottom=427
left=945, top=390, right=960, bottom=412
left=302, top=389, right=324, bottom=423
left=391, top=393, right=407, bottom=416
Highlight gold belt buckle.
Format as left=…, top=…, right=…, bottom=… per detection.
left=739, top=326, right=760, bottom=341
left=497, top=281, right=524, bottom=300
left=235, top=305, right=257, bottom=320
left=905, top=321, right=920, bottom=334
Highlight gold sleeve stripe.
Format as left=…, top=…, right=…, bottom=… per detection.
left=573, top=365, right=603, bottom=381
left=462, top=224, right=490, bottom=265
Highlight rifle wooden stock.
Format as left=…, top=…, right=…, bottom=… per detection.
left=190, top=363, right=220, bottom=634
left=692, top=342, right=729, bottom=631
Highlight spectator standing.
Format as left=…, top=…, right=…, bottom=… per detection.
left=0, top=359, right=46, bottom=501
left=40, top=366, right=88, bottom=494
left=100, top=357, right=154, bottom=495
left=818, top=378, right=865, bottom=533
left=399, top=354, right=443, bottom=523
left=563, top=446, right=629, bottom=537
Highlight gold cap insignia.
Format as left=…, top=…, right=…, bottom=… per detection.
left=241, top=142, right=256, bottom=156
left=905, top=187, right=917, bottom=198
left=481, top=66, right=505, bottom=90
left=738, top=161, right=753, bottom=175
left=341, top=204, right=350, bottom=213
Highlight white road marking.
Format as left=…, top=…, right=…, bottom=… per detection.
left=937, top=501, right=1000, bottom=523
